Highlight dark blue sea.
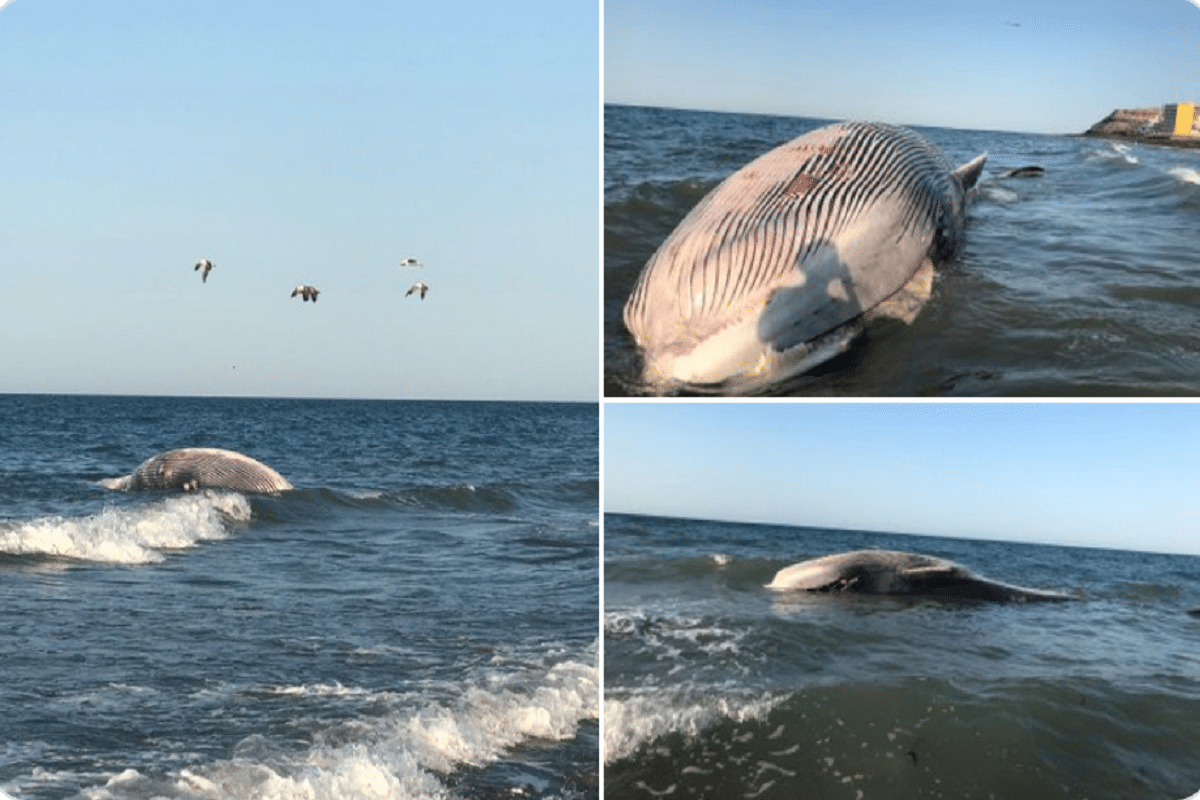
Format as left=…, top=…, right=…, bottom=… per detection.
left=604, top=104, right=1200, bottom=396
left=0, top=394, right=598, bottom=800
left=604, top=512, right=1200, bottom=800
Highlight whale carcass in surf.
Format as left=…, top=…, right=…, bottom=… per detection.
left=765, top=550, right=1069, bottom=603
left=623, top=121, right=987, bottom=394
left=101, top=448, right=293, bottom=494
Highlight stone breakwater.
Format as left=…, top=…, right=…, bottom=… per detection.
left=1085, top=107, right=1163, bottom=138
left=1084, top=106, right=1200, bottom=149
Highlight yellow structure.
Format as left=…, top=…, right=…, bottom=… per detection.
left=1170, top=101, right=1195, bottom=136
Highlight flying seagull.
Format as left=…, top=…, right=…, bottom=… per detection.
left=195, top=258, right=214, bottom=283
left=291, top=285, right=320, bottom=303
left=400, top=257, right=423, bottom=268
left=405, top=281, right=429, bottom=300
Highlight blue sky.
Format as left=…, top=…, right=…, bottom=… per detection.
left=604, top=402, right=1200, bottom=555
left=605, top=0, right=1200, bottom=134
left=0, top=0, right=598, bottom=401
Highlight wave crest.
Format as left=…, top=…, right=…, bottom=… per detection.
left=1168, top=166, right=1200, bottom=186
left=0, top=493, right=250, bottom=565
left=605, top=690, right=785, bottom=766
left=83, top=657, right=598, bottom=800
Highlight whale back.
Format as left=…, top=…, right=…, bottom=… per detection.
left=102, top=447, right=293, bottom=493
left=623, top=122, right=985, bottom=390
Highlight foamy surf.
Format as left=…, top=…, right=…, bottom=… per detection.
left=604, top=690, right=785, bottom=766
left=0, top=493, right=251, bottom=564
left=78, top=657, right=598, bottom=800
left=1168, top=166, right=1200, bottom=186
left=979, top=184, right=1018, bottom=204
left=1106, top=141, right=1139, bottom=164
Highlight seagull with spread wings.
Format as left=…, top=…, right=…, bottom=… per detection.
left=291, top=285, right=320, bottom=303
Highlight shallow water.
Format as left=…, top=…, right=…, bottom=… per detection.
left=604, top=512, right=1200, bottom=799
left=0, top=394, right=598, bottom=800
left=604, top=104, right=1200, bottom=396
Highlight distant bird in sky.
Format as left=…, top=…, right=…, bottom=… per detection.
left=291, top=285, right=320, bottom=303
left=405, top=281, right=429, bottom=300
left=195, top=258, right=214, bottom=283
left=400, top=257, right=423, bottom=268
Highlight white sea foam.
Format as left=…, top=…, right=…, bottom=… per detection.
left=1086, top=142, right=1139, bottom=165
left=606, top=609, right=748, bottom=659
left=1168, top=166, right=1200, bottom=186
left=267, top=681, right=377, bottom=699
left=979, top=185, right=1018, bottom=204
left=0, top=493, right=250, bottom=565
left=1108, top=142, right=1139, bottom=164
left=79, top=657, right=598, bottom=800
left=604, top=690, right=786, bottom=765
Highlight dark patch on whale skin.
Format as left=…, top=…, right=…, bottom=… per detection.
left=766, top=549, right=1070, bottom=603
left=102, top=447, right=293, bottom=494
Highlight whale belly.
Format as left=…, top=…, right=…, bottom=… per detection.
left=623, top=122, right=983, bottom=393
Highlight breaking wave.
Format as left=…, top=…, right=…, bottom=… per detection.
left=0, top=493, right=251, bottom=565
left=77, top=657, right=598, bottom=800
left=1168, top=165, right=1200, bottom=186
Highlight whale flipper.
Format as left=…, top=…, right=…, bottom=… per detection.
left=954, top=153, right=988, bottom=188
left=101, top=448, right=293, bottom=494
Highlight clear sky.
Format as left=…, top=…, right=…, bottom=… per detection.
left=0, top=0, right=598, bottom=401
left=605, top=0, right=1200, bottom=134
left=605, top=402, right=1200, bottom=556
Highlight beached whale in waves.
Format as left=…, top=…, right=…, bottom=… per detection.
left=101, top=448, right=293, bottom=493
left=623, top=121, right=987, bottom=394
left=765, top=550, right=1069, bottom=603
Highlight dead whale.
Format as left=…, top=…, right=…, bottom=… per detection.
left=101, top=447, right=293, bottom=494
left=765, top=549, right=1069, bottom=603
left=623, top=121, right=986, bottom=394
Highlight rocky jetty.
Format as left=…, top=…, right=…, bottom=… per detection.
left=1084, top=107, right=1162, bottom=138
left=1084, top=106, right=1200, bottom=149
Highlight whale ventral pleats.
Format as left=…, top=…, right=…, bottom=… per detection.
left=784, top=173, right=817, bottom=197
left=623, top=121, right=988, bottom=394
left=102, top=447, right=293, bottom=494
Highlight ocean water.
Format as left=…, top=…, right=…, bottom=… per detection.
left=604, top=104, right=1200, bottom=396
left=604, top=512, right=1200, bottom=800
left=0, top=394, right=598, bottom=800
